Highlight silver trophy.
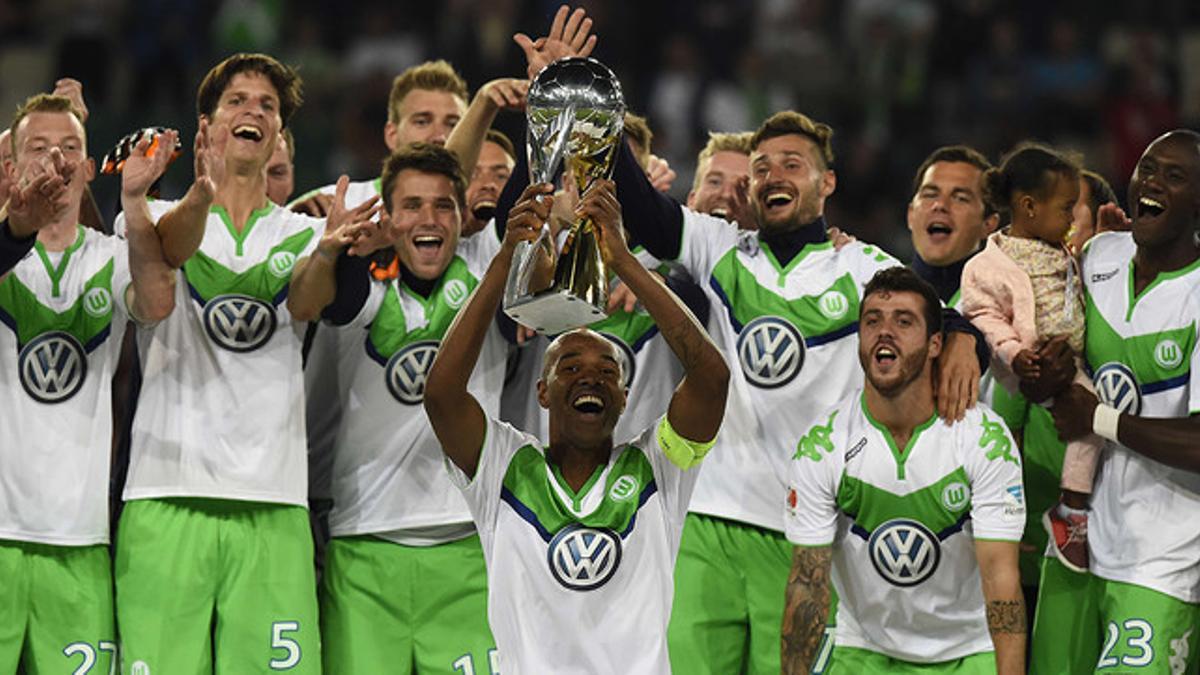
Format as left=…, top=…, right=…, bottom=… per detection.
left=503, top=57, right=626, bottom=335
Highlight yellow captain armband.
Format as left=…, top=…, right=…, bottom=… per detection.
left=657, top=416, right=716, bottom=470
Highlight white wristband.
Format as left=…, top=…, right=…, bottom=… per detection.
left=1092, top=404, right=1121, bottom=442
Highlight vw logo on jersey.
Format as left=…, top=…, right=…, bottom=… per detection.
left=547, top=524, right=622, bottom=591
left=868, top=519, right=941, bottom=587
left=267, top=251, right=297, bottom=278
left=19, top=331, right=88, bottom=404
left=599, top=332, right=636, bottom=388
left=442, top=279, right=469, bottom=309
left=203, top=294, right=277, bottom=353
left=818, top=290, right=850, bottom=320
left=1093, top=362, right=1141, bottom=415
left=82, top=287, right=113, bottom=318
left=385, top=340, right=440, bottom=405
left=1154, top=339, right=1184, bottom=370
left=737, top=316, right=805, bottom=388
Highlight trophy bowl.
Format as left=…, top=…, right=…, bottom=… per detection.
left=503, top=57, right=626, bottom=336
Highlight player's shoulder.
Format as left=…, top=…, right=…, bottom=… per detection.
left=837, top=240, right=903, bottom=278
left=958, top=402, right=1021, bottom=466
left=1082, top=231, right=1134, bottom=267
left=681, top=206, right=741, bottom=246
left=792, top=393, right=858, bottom=466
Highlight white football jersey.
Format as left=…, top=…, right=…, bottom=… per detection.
left=123, top=201, right=321, bottom=506
left=0, top=227, right=130, bottom=544
left=674, top=208, right=901, bottom=531
left=328, top=232, right=506, bottom=540
left=1082, top=232, right=1200, bottom=603
left=448, top=415, right=698, bottom=674
left=786, top=394, right=1025, bottom=663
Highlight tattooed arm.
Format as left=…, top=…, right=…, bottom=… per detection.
left=782, top=545, right=833, bottom=675
left=578, top=180, right=729, bottom=443
left=975, top=539, right=1026, bottom=675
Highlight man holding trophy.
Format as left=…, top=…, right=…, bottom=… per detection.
left=423, top=57, right=729, bottom=674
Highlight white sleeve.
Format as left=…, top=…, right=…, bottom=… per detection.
left=964, top=407, right=1026, bottom=541
left=110, top=239, right=132, bottom=322
left=848, top=241, right=905, bottom=292
left=676, top=207, right=741, bottom=282
left=784, top=413, right=843, bottom=546
left=445, top=416, right=536, bottom=535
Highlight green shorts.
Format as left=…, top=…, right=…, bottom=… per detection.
left=0, top=540, right=115, bottom=674
left=319, top=534, right=496, bottom=675
left=115, top=498, right=320, bottom=675
left=1032, top=556, right=1200, bottom=674
left=826, top=646, right=995, bottom=674
left=668, top=513, right=806, bottom=675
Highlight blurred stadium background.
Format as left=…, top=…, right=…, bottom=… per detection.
left=2, top=0, right=1199, bottom=257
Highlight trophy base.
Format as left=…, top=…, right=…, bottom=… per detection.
left=504, top=290, right=607, bottom=336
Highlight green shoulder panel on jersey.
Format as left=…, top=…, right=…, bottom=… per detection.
left=836, top=466, right=972, bottom=537
left=588, top=305, right=658, bottom=349
left=794, top=409, right=839, bottom=462
left=1085, top=293, right=1196, bottom=388
left=366, top=256, right=480, bottom=359
left=709, top=247, right=860, bottom=338
left=181, top=228, right=315, bottom=305
left=500, top=444, right=659, bottom=540
left=0, top=259, right=116, bottom=349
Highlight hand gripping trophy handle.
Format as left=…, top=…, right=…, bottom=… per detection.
left=502, top=57, right=626, bottom=336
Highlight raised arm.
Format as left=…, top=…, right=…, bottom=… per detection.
left=580, top=179, right=728, bottom=442
left=975, top=539, right=1026, bottom=675
left=425, top=182, right=555, bottom=477
left=445, top=78, right=528, bottom=179
left=154, top=119, right=222, bottom=267
left=121, top=129, right=182, bottom=323
left=781, top=546, right=833, bottom=675
left=287, top=175, right=381, bottom=322
left=1052, top=384, right=1200, bottom=472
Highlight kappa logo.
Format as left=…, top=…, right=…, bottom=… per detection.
left=1155, top=338, right=1184, bottom=370
left=203, top=295, right=277, bottom=352
left=1094, top=362, right=1141, bottom=415
left=1170, top=627, right=1192, bottom=675
left=941, top=482, right=970, bottom=512
left=609, top=474, right=640, bottom=502
left=600, top=332, right=636, bottom=388
left=868, top=519, right=941, bottom=587
left=844, top=436, right=867, bottom=463
left=1090, top=269, right=1120, bottom=283
left=19, top=332, right=88, bottom=403
left=818, top=290, right=850, bottom=320
left=547, top=524, right=622, bottom=591
left=442, top=279, right=469, bottom=309
left=267, top=251, right=297, bottom=278
left=385, top=340, right=440, bottom=405
left=737, top=316, right=805, bottom=388
left=82, top=287, right=113, bottom=318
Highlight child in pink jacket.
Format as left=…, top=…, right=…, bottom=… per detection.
left=961, top=144, right=1101, bottom=574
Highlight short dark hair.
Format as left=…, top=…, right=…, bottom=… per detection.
left=750, top=111, right=834, bottom=169
left=485, top=128, right=516, bottom=162
left=196, top=53, right=303, bottom=127
left=911, top=145, right=995, bottom=218
left=380, top=143, right=467, bottom=212
left=861, top=266, right=943, bottom=337
left=983, top=142, right=1080, bottom=217
left=1080, top=169, right=1117, bottom=217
